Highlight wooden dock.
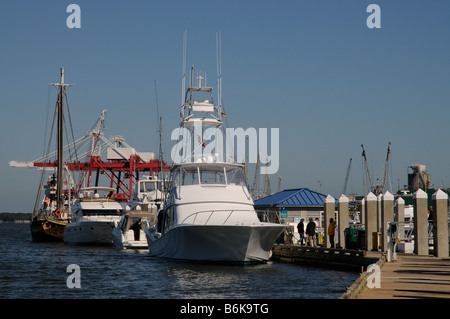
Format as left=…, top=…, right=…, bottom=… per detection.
left=355, top=252, right=450, bottom=299
left=272, top=245, right=450, bottom=299
left=271, top=245, right=378, bottom=271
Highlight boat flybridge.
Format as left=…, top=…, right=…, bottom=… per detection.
left=145, top=64, right=285, bottom=264
left=125, top=174, right=166, bottom=211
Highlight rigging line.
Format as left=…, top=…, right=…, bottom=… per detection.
left=41, top=84, right=52, bottom=158
left=33, top=95, right=59, bottom=214
left=63, top=90, right=81, bottom=173
left=154, top=80, right=160, bottom=131
left=154, top=80, right=165, bottom=164
left=33, top=85, right=54, bottom=214
left=45, top=98, right=58, bottom=163
left=154, top=80, right=166, bottom=184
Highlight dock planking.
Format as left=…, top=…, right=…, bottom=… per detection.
left=272, top=245, right=450, bottom=299
left=356, top=252, right=450, bottom=299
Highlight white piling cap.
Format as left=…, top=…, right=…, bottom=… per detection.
left=382, top=191, right=394, bottom=201
left=366, top=192, right=377, bottom=201
left=413, top=188, right=428, bottom=199
left=395, top=197, right=405, bottom=205
left=324, top=194, right=335, bottom=204
left=432, top=189, right=448, bottom=200
left=339, top=194, right=349, bottom=203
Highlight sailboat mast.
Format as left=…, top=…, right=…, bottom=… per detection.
left=56, top=67, right=65, bottom=210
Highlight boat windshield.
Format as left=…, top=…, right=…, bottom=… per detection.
left=225, top=167, right=246, bottom=186
left=179, top=167, right=200, bottom=185
left=140, top=181, right=156, bottom=192
left=173, top=166, right=246, bottom=186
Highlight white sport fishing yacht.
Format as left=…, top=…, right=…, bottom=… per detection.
left=64, top=187, right=123, bottom=245
left=145, top=46, right=285, bottom=263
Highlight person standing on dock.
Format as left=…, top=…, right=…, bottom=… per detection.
left=328, top=218, right=336, bottom=248
left=427, top=206, right=434, bottom=221
left=306, top=217, right=316, bottom=247
left=314, top=218, right=320, bottom=246
left=297, top=218, right=305, bottom=245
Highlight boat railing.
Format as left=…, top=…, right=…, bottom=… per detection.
left=80, top=215, right=120, bottom=222
left=396, top=221, right=436, bottom=243
left=180, top=209, right=257, bottom=225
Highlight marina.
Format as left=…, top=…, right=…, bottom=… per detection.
left=2, top=7, right=450, bottom=305
left=4, top=62, right=450, bottom=301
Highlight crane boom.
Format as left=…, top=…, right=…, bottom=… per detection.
left=343, top=158, right=352, bottom=194
left=382, top=141, right=391, bottom=192
left=361, top=144, right=373, bottom=194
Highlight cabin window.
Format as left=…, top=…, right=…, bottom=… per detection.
left=172, top=169, right=180, bottom=187
left=226, top=167, right=246, bottom=186
left=82, top=209, right=119, bottom=216
left=172, top=166, right=246, bottom=186
left=140, top=182, right=156, bottom=192
left=181, top=167, right=200, bottom=185
left=199, top=168, right=226, bottom=185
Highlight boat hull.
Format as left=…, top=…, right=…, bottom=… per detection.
left=64, top=220, right=117, bottom=245
left=30, top=217, right=67, bottom=242
left=112, top=228, right=148, bottom=249
left=146, top=224, right=285, bottom=264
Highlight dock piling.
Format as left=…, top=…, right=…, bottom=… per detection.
left=394, top=197, right=405, bottom=241
left=323, top=195, right=335, bottom=248
left=365, top=192, right=377, bottom=251
left=338, top=194, right=349, bottom=249
left=432, top=189, right=449, bottom=258
left=381, top=191, right=394, bottom=252
left=413, top=189, right=428, bottom=255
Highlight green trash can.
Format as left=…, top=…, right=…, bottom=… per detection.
left=345, top=226, right=365, bottom=249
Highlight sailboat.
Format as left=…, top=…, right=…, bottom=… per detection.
left=30, top=68, right=73, bottom=242
left=145, top=37, right=285, bottom=263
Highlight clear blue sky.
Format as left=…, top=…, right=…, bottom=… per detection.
left=1, top=1, right=450, bottom=212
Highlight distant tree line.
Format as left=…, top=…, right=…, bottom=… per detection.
left=0, top=212, right=32, bottom=221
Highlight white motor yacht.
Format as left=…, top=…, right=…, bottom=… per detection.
left=145, top=58, right=285, bottom=264
left=113, top=174, right=165, bottom=249
left=64, top=187, right=123, bottom=245
left=112, top=211, right=155, bottom=249
left=146, top=162, right=285, bottom=263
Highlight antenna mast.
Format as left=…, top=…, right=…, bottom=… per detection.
left=216, top=31, right=222, bottom=113
left=181, top=30, right=187, bottom=114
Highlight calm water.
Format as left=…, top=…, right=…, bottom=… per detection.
left=0, top=223, right=358, bottom=299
